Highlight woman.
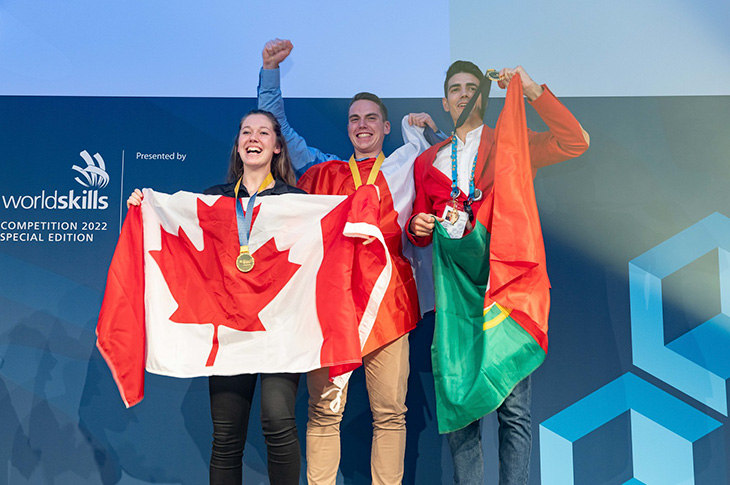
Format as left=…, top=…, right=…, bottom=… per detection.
left=127, top=109, right=305, bottom=485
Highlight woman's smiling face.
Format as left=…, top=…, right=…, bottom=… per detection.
left=237, top=113, right=281, bottom=171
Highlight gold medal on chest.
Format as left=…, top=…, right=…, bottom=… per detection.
left=236, top=250, right=255, bottom=273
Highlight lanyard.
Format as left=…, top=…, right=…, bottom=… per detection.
left=347, top=152, right=385, bottom=188
left=233, top=173, right=273, bottom=272
left=450, top=134, right=479, bottom=203
left=449, top=68, right=497, bottom=220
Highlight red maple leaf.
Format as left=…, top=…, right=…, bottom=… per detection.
left=149, top=195, right=301, bottom=366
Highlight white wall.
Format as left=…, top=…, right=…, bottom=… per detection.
left=1, top=0, right=728, bottom=97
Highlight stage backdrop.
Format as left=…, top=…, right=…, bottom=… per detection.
left=1, top=90, right=730, bottom=484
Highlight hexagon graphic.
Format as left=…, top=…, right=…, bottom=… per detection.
left=540, top=373, right=722, bottom=484
left=629, top=212, right=730, bottom=415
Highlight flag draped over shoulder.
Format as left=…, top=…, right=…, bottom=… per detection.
left=296, top=143, right=425, bottom=356
left=431, top=75, right=550, bottom=433
left=96, top=187, right=390, bottom=408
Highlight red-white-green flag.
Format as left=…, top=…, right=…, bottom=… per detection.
left=431, top=74, right=550, bottom=433
left=96, top=186, right=390, bottom=408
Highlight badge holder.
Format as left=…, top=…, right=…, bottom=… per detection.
left=440, top=205, right=467, bottom=239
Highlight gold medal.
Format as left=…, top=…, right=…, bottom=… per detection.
left=236, top=250, right=255, bottom=273
left=234, top=174, right=271, bottom=274
left=486, top=69, right=500, bottom=82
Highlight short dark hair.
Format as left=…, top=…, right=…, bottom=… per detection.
left=443, top=60, right=486, bottom=118
left=226, top=109, right=296, bottom=186
left=349, top=92, right=388, bottom=121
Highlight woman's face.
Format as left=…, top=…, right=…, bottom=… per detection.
left=237, top=114, right=281, bottom=172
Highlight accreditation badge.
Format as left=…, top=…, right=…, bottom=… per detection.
left=440, top=205, right=467, bottom=239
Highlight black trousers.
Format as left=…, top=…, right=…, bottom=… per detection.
left=209, top=373, right=300, bottom=485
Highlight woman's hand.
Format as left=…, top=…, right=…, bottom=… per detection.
left=126, top=188, right=143, bottom=208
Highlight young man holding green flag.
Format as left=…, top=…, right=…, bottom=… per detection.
left=408, top=61, right=589, bottom=484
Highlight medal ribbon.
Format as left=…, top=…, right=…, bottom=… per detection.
left=234, top=173, right=274, bottom=254
left=347, top=152, right=385, bottom=188
left=453, top=69, right=495, bottom=131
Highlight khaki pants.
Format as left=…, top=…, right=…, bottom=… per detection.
left=306, top=334, right=410, bottom=485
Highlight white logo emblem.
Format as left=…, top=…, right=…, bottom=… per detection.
left=73, top=150, right=109, bottom=189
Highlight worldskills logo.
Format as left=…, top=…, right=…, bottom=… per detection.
left=73, top=150, right=110, bottom=189
left=0, top=150, right=110, bottom=210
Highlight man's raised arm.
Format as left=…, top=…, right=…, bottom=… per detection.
left=257, top=38, right=338, bottom=177
left=498, top=65, right=590, bottom=172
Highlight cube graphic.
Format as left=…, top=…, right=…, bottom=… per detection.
left=629, top=212, right=730, bottom=415
left=540, top=373, right=722, bottom=484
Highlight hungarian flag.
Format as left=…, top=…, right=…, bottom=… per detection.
left=431, top=74, right=550, bottom=433
left=96, top=186, right=391, bottom=408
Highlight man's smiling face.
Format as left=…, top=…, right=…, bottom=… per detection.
left=347, top=99, right=390, bottom=159
left=442, top=72, right=483, bottom=126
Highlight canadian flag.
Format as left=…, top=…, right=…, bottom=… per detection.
left=96, top=187, right=391, bottom=408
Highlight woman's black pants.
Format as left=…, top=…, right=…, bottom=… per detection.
left=209, top=373, right=300, bottom=484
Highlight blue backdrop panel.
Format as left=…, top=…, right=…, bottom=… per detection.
left=1, top=93, right=729, bottom=484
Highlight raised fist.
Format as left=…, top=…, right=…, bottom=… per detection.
left=262, top=38, right=293, bottom=70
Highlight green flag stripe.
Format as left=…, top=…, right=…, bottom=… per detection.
left=432, top=222, right=545, bottom=433
left=433, top=311, right=545, bottom=433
